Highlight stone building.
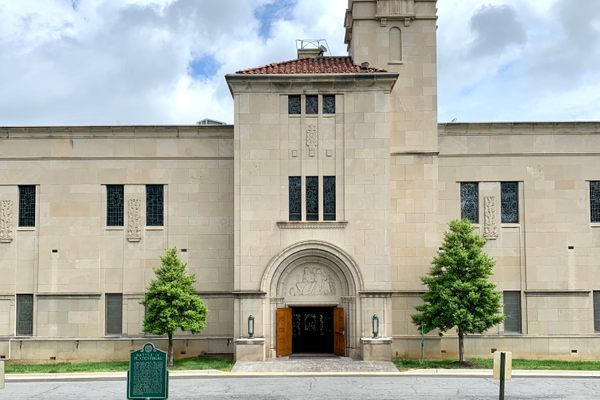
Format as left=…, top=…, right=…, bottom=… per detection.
left=0, top=0, right=599, bottom=361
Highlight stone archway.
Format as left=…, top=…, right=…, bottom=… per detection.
left=260, top=241, right=363, bottom=358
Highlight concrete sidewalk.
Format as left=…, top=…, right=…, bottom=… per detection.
left=4, top=368, right=600, bottom=381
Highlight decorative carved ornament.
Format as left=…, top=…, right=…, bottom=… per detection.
left=127, top=198, right=142, bottom=242
left=376, top=0, right=415, bottom=18
left=306, top=125, right=318, bottom=157
left=483, top=196, right=499, bottom=240
left=289, top=266, right=336, bottom=296
left=0, top=200, right=13, bottom=243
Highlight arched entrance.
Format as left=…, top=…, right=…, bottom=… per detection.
left=260, top=241, right=363, bottom=358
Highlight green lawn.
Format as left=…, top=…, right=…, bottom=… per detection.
left=394, top=358, right=600, bottom=371
left=5, top=355, right=234, bottom=374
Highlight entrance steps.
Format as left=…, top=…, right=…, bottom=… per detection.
left=231, top=355, right=397, bottom=373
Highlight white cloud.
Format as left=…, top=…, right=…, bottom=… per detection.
left=0, top=0, right=598, bottom=125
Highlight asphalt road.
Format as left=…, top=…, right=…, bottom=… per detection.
left=1, top=376, right=600, bottom=399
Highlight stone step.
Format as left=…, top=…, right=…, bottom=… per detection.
left=231, top=356, right=398, bottom=373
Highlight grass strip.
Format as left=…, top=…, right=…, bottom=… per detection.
left=5, top=355, right=234, bottom=374
left=395, top=358, right=600, bottom=371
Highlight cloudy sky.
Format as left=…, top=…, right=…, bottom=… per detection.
left=0, top=0, right=599, bottom=125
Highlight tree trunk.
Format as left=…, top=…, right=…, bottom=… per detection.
left=458, top=329, right=464, bottom=363
left=168, top=332, right=174, bottom=368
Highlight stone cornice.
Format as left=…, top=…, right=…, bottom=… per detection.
left=439, top=121, right=600, bottom=136
left=0, top=125, right=233, bottom=139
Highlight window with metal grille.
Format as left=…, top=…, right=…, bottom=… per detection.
left=289, top=176, right=301, bottom=221
left=288, top=95, right=301, bottom=114
left=106, top=185, right=124, bottom=226
left=16, top=294, right=33, bottom=336
left=146, top=185, right=164, bottom=226
left=323, top=176, right=336, bottom=221
left=306, top=95, right=318, bottom=114
left=501, top=182, right=519, bottom=223
left=323, top=95, right=336, bottom=114
left=460, top=182, right=479, bottom=223
left=503, top=291, right=522, bottom=333
left=105, top=293, right=123, bottom=335
left=18, top=185, right=36, bottom=227
left=591, top=181, right=600, bottom=223
left=594, top=291, right=600, bottom=332
left=306, top=176, right=319, bottom=221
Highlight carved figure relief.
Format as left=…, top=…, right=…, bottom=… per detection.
left=127, top=198, right=142, bottom=242
left=306, top=125, right=318, bottom=157
left=483, top=196, right=499, bottom=240
left=0, top=200, right=13, bottom=243
left=289, top=266, right=336, bottom=296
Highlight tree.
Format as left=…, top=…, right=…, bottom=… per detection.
left=412, top=219, right=504, bottom=363
left=142, top=248, right=208, bottom=367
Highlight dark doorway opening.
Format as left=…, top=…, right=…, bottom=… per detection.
left=291, top=307, right=334, bottom=354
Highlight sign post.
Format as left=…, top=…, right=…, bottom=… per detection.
left=127, top=343, right=169, bottom=400
left=0, top=359, right=4, bottom=390
left=493, top=351, right=512, bottom=400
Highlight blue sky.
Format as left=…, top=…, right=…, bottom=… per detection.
left=0, top=0, right=599, bottom=125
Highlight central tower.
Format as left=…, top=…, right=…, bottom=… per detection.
left=345, top=0, right=440, bottom=300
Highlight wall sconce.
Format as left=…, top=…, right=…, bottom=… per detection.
left=372, top=314, right=379, bottom=338
left=248, top=315, right=255, bottom=339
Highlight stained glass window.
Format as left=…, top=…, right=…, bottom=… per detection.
left=503, top=291, right=522, bottom=333
left=501, top=182, right=519, bottom=223
left=323, top=176, right=336, bottom=221
left=306, top=176, right=319, bottom=221
left=323, top=95, right=336, bottom=114
left=460, top=182, right=479, bottom=223
left=306, top=95, right=318, bottom=114
left=106, top=293, right=123, bottom=335
left=288, top=95, right=301, bottom=114
left=146, top=185, right=164, bottom=226
left=18, top=185, right=36, bottom=227
left=289, top=176, right=301, bottom=221
left=106, top=185, right=124, bottom=226
left=591, top=181, right=600, bottom=223
left=16, top=294, right=33, bottom=336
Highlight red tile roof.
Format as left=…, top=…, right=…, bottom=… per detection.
left=236, top=56, right=386, bottom=75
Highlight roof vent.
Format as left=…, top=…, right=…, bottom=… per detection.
left=296, top=39, right=329, bottom=59
left=361, top=62, right=370, bottom=70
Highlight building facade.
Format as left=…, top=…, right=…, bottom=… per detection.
left=1, top=0, right=599, bottom=361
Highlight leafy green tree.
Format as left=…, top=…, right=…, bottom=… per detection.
left=412, top=219, right=504, bottom=363
left=142, top=248, right=208, bottom=367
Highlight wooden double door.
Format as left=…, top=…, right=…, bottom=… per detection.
left=276, top=306, right=345, bottom=357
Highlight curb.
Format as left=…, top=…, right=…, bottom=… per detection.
left=4, top=369, right=600, bottom=381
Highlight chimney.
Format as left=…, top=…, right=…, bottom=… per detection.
left=296, top=39, right=328, bottom=59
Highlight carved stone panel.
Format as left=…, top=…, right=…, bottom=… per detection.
left=483, top=196, right=499, bottom=240
left=306, top=125, right=318, bottom=157
left=0, top=200, right=13, bottom=243
left=127, top=198, right=142, bottom=242
left=376, top=0, right=415, bottom=18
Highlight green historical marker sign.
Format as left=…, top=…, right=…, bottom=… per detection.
left=127, top=343, right=169, bottom=400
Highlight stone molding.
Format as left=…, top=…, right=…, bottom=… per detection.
left=276, top=221, right=348, bottom=229
left=483, top=196, right=499, bottom=240
left=0, top=200, right=13, bottom=243
left=127, top=199, right=142, bottom=242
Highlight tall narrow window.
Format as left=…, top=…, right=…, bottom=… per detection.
left=460, top=182, right=479, bottom=223
left=146, top=185, right=164, bottom=226
left=323, top=95, right=336, bottom=114
left=591, top=181, right=600, bottom=223
left=288, top=95, right=301, bottom=115
left=323, top=176, right=336, bottom=221
left=306, top=176, right=319, bottom=221
left=106, top=185, right=124, bottom=226
left=594, top=291, right=600, bottom=332
left=389, top=27, right=402, bottom=62
left=306, top=95, right=318, bottom=114
left=289, top=176, right=301, bottom=221
left=18, top=185, right=36, bottom=227
left=503, top=291, right=522, bottom=333
left=501, top=182, right=519, bottom=223
left=16, top=294, right=33, bottom=336
left=105, top=293, right=123, bottom=335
